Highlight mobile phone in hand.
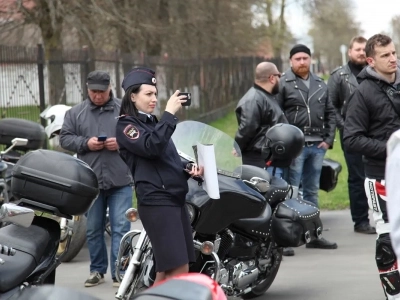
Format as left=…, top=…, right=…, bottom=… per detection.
left=179, top=92, right=191, bottom=106
left=97, top=135, right=107, bottom=142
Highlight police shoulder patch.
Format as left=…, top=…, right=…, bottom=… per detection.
left=123, top=124, right=140, bottom=140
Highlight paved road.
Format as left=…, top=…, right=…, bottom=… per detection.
left=56, top=210, right=384, bottom=300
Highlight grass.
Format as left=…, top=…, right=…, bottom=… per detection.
left=0, top=105, right=41, bottom=123
left=209, top=111, right=349, bottom=210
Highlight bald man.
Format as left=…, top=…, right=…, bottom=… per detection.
left=234, top=62, right=287, bottom=170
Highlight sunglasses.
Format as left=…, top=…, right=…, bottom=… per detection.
left=272, top=73, right=282, bottom=78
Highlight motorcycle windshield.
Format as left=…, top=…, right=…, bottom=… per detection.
left=172, top=121, right=242, bottom=177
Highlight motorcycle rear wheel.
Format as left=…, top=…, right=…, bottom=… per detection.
left=57, top=215, right=87, bottom=262
left=242, top=247, right=283, bottom=299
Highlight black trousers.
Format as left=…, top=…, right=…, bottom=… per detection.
left=339, top=129, right=370, bottom=227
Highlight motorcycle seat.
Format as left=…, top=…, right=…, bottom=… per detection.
left=232, top=204, right=272, bottom=237
left=132, top=278, right=213, bottom=300
left=262, top=176, right=289, bottom=206
left=240, top=165, right=271, bottom=182
left=240, top=165, right=289, bottom=206
left=0, top=223, right=50, bottom=292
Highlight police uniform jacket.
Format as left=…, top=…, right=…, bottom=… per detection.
left=327, top=64, right=359, bottom=129
left=116, top=112, right=189, bottom=206
left=60, top=94, right=132, bottom=190
left=277, top=68, right=336, bottom=145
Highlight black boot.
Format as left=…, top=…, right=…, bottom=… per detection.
left=282, top=247, right=295, bottom=256
left=354, top=223, right=376, bottom=234
left=306, top=237, right=338, bottom=249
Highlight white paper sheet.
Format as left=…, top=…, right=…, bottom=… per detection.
left=196, top=142, right=220, bottom=199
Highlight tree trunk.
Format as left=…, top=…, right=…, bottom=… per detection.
left=37, top=1, right=66, bottom=105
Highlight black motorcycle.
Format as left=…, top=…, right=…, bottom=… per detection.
left=115, top=121, right=323, bottom=300
left=0, top=138, right=99, bottom=299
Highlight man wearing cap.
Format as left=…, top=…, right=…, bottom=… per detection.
left=277, top=44, right=337, bottom=250
left=60, top=70, right=133, bottom=287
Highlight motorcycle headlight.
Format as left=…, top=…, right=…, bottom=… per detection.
left=185, top=203, right=196, bottom=224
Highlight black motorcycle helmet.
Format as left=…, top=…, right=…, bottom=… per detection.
left=261, top=123, right=304, bottom=168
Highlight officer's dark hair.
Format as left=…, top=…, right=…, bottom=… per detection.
left=120, top=84, right=142, bottom=116
left=365, top=34, right=392, bottom=58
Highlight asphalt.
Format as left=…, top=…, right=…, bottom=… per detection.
left=55, top=210, right=384, bottom=300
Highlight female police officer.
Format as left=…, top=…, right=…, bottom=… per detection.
left=116, top=67, right=203, bottom=283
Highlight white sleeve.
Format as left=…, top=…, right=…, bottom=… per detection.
left=387, top=143, right=400, bottom=259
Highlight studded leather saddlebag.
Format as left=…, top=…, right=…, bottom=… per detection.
left=271, top=198, right=323, bottom=247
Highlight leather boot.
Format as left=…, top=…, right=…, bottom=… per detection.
left=305, top=237, right=338, bottom=249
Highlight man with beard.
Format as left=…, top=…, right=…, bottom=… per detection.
left=235, top=62, right=290, bottom=256
left=235, top=61, right=287, bottom=175
left=277, top=44, right=338, bottom=251
left=344, top=34, right=400, bottom=299
left=328, top=36, right=376, bottom=234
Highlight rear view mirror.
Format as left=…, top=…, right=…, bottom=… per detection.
left=0, top=203, right=34, bottom=228
left=11, top=138, right=28, bottom=147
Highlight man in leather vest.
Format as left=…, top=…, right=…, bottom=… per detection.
left=328, top=36, right=376, bottom=235
left=277, top=44, right=338, bottom=250
left=344, top=34, right=400, bottom=300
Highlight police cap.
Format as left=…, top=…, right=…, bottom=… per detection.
left=122, top=67, right=157, bottom=92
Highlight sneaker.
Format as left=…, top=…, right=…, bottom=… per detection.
left=84, top=272, right=104, bottom=287
left=354, top=224, right=376, bottom=234
left=113, top=278, right=120, bottom=288
left=282, top=247, right=295, bottom=256
left=305, top=237, right=338, bottom=249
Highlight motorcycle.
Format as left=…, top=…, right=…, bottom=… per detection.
left=114, top=121, right=323, bottom=299
left=0, top=138, right=99, bottom=299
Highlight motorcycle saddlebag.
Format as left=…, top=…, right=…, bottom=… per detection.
left=271, top=198, right=323, bottom=247
left=0, top=118, right=46, bottom=150
left=11, top=149, right=99, bottom=217
left=319, top=158, right=342, bottom=192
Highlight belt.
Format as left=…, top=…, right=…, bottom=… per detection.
left=304, top=141, right=316, bottom=147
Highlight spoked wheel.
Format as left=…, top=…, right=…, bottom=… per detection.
left=242, top=247, right=283, bottom=299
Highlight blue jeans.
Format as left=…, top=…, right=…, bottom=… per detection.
left=266, top=166, right=283, bottom=179
left=287, top=143, right=326, bottom=207
left=86, top=185, right=132, bottom=279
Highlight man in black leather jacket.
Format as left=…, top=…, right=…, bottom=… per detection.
left=235, top=62, right=295, bottom=257
left=277, top=44, right=337, bottom=250
left=343, top=34, right=400, bottom=299
left=235, top=61, right=287, bottom=173
left=328, top=36, right=376, bottom=235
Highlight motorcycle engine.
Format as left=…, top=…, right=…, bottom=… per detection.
left=228, top=259, right=259, bottom=290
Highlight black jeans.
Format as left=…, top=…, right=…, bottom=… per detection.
left=339, top=129, right=370, bottom=227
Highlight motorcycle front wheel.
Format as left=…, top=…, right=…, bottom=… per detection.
left=242, top=247, right=283, bottom=299
left=57, top=215, right=87, bottom=262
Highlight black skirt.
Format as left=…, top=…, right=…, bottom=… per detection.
left=138, top=204, right=196, bottom=272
